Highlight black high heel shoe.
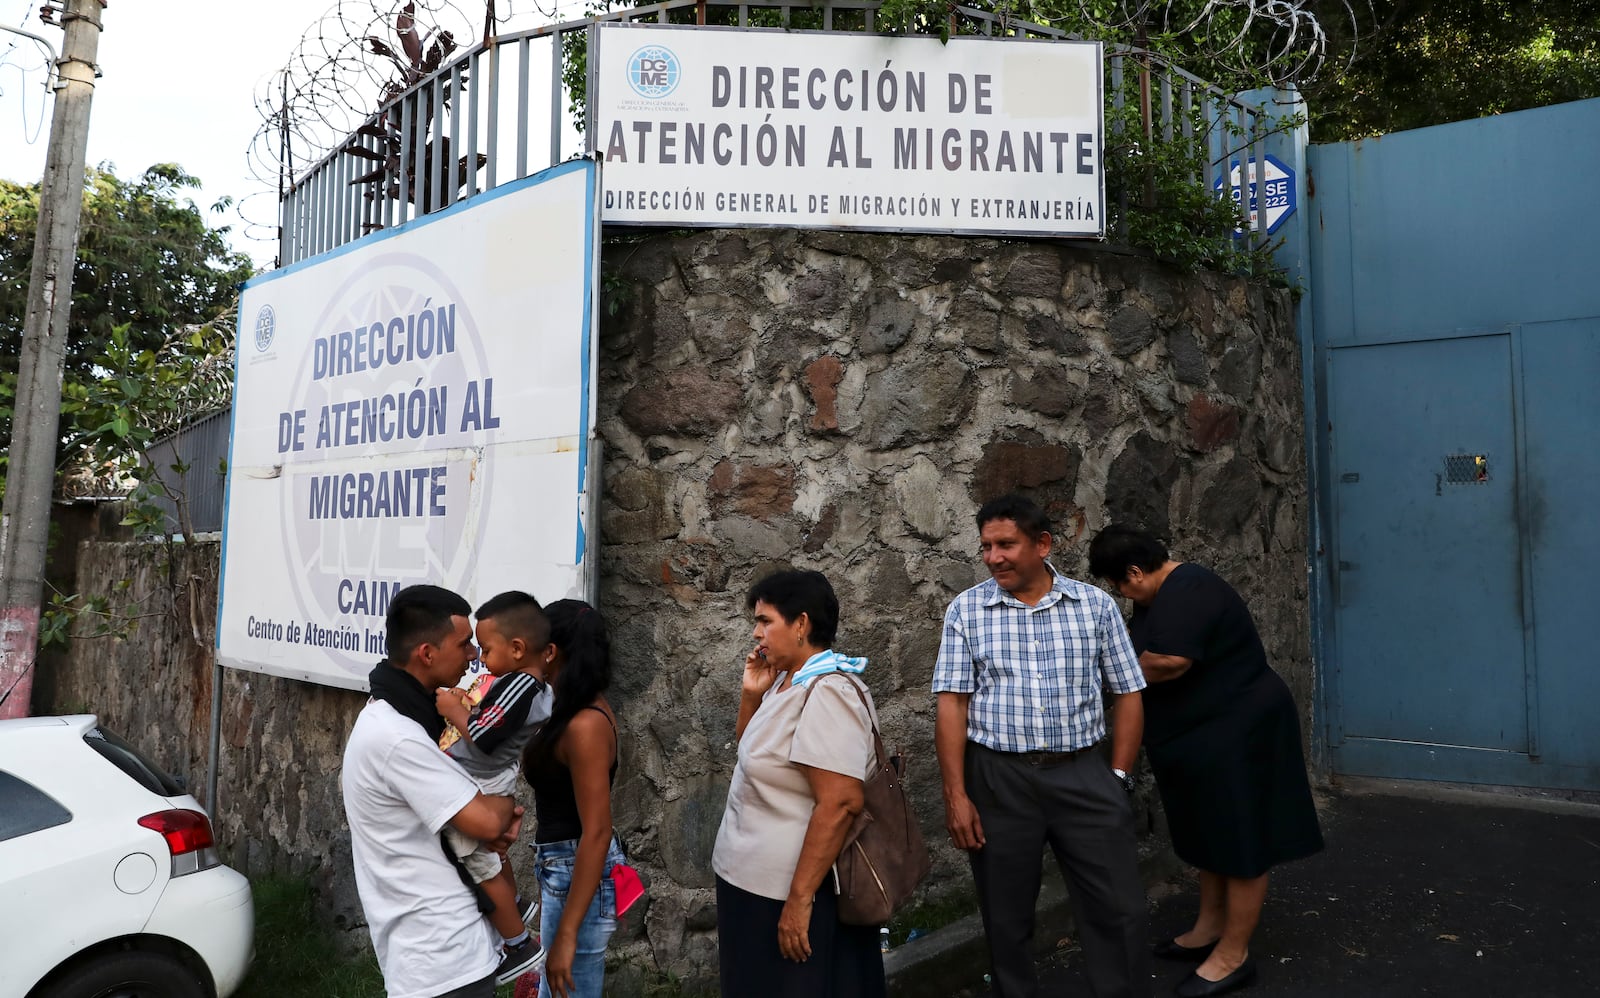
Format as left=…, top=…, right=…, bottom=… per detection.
left=1152, top=937, right=1219, bottom=962
left=1174, top=958, right=1257, bottom=997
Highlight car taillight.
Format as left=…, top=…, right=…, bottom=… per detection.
left=138, top=809, right=221, bottom=876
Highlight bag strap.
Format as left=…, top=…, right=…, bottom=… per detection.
left=816, top=675, right=892, bottom=894
left=826, top=674, right=888, bottom=773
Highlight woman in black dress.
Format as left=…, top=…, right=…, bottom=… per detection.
left=1089, top=526, right=1322, bottom=998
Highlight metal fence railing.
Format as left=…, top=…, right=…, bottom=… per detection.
left=277, top=1, right=1274, bottom=266
left=143, top=408, right=232, bottom=536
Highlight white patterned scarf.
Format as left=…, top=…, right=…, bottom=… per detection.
left=791, top=648, right=868, bottom=688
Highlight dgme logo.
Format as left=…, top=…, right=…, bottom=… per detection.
left=254, top=304, right=276, bottom=352
left=627, top=44, right=681, bottom=99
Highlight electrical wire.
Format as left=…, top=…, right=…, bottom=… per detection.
left=1, top=1, right=58, bottom=150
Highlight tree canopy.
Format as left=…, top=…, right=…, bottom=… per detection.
left=0, top=163, right=251, bottom=498
left=868, top=0, right=1599, bottom=139
left=1306, top=0, right=1600, bottom=140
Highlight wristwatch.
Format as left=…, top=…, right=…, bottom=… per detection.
left=1111, top=768, right=1136, bottom=793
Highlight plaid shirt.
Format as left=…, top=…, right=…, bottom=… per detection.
left=932, top=566, right=1146, bottom=753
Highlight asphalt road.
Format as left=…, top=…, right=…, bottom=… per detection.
left=977, top=789, right=1600, bottom=997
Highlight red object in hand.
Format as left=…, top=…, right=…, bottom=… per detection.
left=513, top=970, right=541, bottom=998
left=612, top=863, right=645, bottom=915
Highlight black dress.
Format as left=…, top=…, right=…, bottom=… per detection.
left=1128, top=563, right=1323, bottom=878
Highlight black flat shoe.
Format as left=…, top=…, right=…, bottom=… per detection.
left=1153, top=937, right=1219, bottom=961
left=1174, top=959, right=1257, bottom=997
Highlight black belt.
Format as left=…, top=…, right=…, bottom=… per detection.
left=980, top=741, right=1102, bottom=767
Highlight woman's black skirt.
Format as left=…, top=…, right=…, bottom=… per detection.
left=1147, top=671, right=1324, bottom=878
left=716, top=874, right=887, bottom=998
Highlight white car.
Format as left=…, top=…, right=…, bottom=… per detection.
left=0, top=714, right=254, bottom=998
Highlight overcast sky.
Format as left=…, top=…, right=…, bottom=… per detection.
left=0, top=0, right=581, bottom=268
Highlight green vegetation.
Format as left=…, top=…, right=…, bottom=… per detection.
left=887, top=888, right=981, bottom=946
left=608, top=952, right=696, bottom=997
left=1101, top=66, right=1289, bottom=278
left=238, top=877, right=384, bottom=998
left=1308, top=0, right=1600, bottom=139
left=1, top=163, right=248, bottom=648
left=241, top=876, right=530, bottom=998
left=0, top=163, right=251, bottom=499
left=871, top=0, right=1600, bottom=140
left=35, top=316, right=238, bottom=650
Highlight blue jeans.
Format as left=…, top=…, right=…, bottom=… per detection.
left=534, top=837, right=623, bottom=998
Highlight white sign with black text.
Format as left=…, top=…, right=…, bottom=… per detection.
left=595, top=24, right=1104, bottom=237
left=216, top=160, right=600, bottom=691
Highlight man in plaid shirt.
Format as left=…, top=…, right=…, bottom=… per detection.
left=933, top=494, right=1151, bottom=998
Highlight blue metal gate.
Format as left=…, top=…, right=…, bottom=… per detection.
left=1306, top=98, right=1600, bottom=790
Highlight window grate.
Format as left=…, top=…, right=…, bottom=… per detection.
left=1443, top=454, right=1489, bottom=485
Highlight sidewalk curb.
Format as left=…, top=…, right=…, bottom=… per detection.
left=1335, top=775, right=1600, bottom=817
left=885, top=851, right=1186, bottom=996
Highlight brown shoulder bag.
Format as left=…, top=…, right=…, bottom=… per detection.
left=828, top=676, right=932, bottom=927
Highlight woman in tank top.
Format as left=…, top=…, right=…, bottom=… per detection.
left=519, top=599, right=624, bottom=998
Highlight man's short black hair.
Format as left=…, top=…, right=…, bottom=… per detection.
left=747, top=569, right=840, bottom=649
left=976, top=494, right=1052, bottom=541
left=1088, top=525, right=1170, bottom=581
left=385, top=584, right=471, bottom=664
left=475, top=590, right=551, bottom=649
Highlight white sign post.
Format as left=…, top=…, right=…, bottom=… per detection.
left=594, top=24, right=1104, bottom=237
left=216, top=159, right=601, bottom=691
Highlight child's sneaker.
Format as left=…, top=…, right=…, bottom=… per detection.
left=495, top=937, right=545, bottom=985
left=519, top=895, right=539, bottom=930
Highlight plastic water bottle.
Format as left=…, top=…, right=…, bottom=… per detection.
left=879, top=927, right=891, bottom=953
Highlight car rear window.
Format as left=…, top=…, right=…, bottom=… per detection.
left=83, top=726, right=186, bottom=797
left=0, top=770, right=73, bottom=841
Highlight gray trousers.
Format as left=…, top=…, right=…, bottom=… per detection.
left=966, top=743, right=1151, bottom=998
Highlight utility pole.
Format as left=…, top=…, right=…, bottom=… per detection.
left=0, top=0, right=106, bottom=719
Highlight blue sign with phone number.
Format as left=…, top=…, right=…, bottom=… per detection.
left=1213, top=154, right=1296, bottom=235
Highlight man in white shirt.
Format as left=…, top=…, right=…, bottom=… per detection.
left=342, top=584, right=524, bottom=998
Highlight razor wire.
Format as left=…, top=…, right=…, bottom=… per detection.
left=245, top=0, right=1358, bottom=247
left=1040, top=0, right=1359, bottom=87
left=243, top=0, right=589, bottom=244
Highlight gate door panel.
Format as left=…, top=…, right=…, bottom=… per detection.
left=1328, top=334, right=1528, bottom=765
left=1520, top=318, right=1600, bottom=776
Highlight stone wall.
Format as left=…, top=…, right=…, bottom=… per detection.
left=39, top=229, right=1306, bottom=993
left=595, top=230, right=1306, bottom=989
